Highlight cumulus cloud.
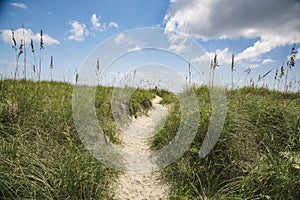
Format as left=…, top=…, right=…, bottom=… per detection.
left=90, top=14, right=118, bottom=32
left=67, top=21, right=89, bottom=41
left=108, top=21, right=119, bottom=29
left=165, top=0, right=300, bottom=39
left=236, top=35, right=293, bottom=61
left=67, top=14, right=118, bottom=41
left=165, top=0, right=300, bottom=60
left=91, top=14, right=100, bottom=28
left=91, top=14, right=106, bottom=31
left=169, top=36, right=187, bottom=53
left=192, top=48, right=232, bottom=64
left=1, top=28, right=59, bottom=45
left=164, top=30, right=189, bottom=53
left=11, top=2, right=27, bottom=9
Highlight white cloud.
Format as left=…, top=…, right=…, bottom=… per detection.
left=235, top=35, right=295, bottom=61
left=91, top=14, right=100, bottom=29
left=192, top=48, right=232, bottom=65
left=67, top=21, right=89, bottom=41
left=247, top=63, right=259, bottom=69
left=165, top=30, right=189, bottom=53
left=165, top=0, right=300, bottom=40
left=1, top=28, right=59, bottom=45
left=108, top=21, right=119, bottom=29
left=261, top=58, right=275, bottom=65
left=114, top=33, right=126, bottom=43
left=90, top=14, right=118, bottom=32
left=11, top=2, right=27, bottom=9
left=91, top=14, right=106, bottom=32
left=113, top=33, right=134, bottom=45
left=128, top=45, right=141, bottom=52
left=68, top=14, right=118, bottom=41
left=168, top=39, right=187, bottom=53
left=165, top=0, right=300, bottom=60
left=42, top=34, right=60, bottom=45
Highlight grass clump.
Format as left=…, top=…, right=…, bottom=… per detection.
left=129, top=88, right=155, bottom=118
left=151, top=86, right=300, bottom=199
left=154, top=89, right=178, bottom=105
left=0, top=80, right=156, bottom=199
left=0, top=80, right=116, bottom=199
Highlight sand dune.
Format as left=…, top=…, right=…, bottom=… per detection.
left=113, top=96, right=170, bottom=200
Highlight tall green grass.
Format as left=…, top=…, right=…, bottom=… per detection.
left=0, top=80, right=155, bottom=199
left=152, top=86, right=300, bottom=199
left=2, top=80, right=299, bottom=199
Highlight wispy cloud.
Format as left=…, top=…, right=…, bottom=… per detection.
left=67, top=21, right=89, bottom=42
left=128, top=45, right=141, bottom=52
left=11, top=2, right=27, bottom=9
left=114, top=33, right=133, bottom=44
left=261, top=58, right=275, bottom=65
left=1, top=28, right=59, bottom=45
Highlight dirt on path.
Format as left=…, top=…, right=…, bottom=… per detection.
left=113, top=96, right=171, bottom=200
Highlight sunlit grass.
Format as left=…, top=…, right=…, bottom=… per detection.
left=152, top=86, right=300, bottom=199
left=0, top=80, right=156, bottom=199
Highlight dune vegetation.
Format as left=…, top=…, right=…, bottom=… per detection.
left=152, top=86, right=300, bottom=199
left=0, top=80, right=154, bottom=199
left=0, top=79, right=299, bottom=199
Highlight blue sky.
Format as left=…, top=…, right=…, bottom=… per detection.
left=0, top=0, right=299, bottom=91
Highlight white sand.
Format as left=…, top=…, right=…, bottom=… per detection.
left=113, top=96, right=170, bottom=200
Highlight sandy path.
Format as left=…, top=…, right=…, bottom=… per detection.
left=113, top=96, right=170, bottom=200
